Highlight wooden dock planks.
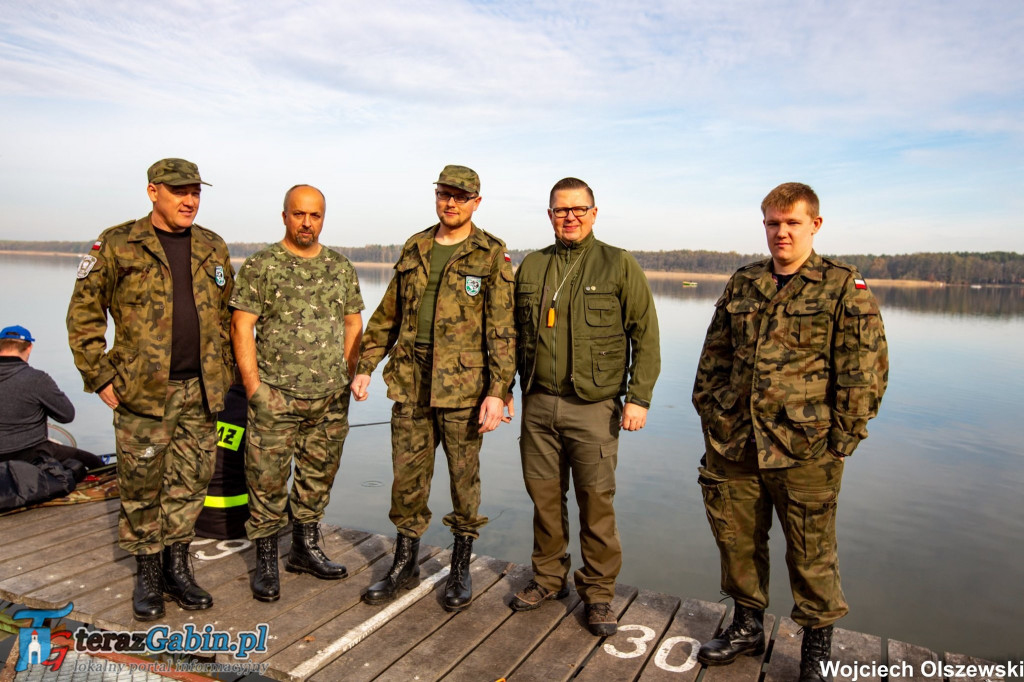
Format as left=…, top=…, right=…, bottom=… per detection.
left=0, top=502, right=999, bottom=682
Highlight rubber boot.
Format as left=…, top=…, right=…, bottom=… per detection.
left=697, top=603, right=766, bottom=666
left=443, top=535, right=473, bottom=612
left=799, top=625, right=834, bottom=681
left=251, top=536, right=281, bottom=602
left=285, top=522, right=347, bottom=580
left=161, top=543, right=213, bottom=610
left=133, top=553, right=165, bottom=622
left=363, top=534, right=421, bottom=605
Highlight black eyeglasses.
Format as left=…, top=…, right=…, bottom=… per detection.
left=550, top=206, right=593, bottom=218
left=436, top=191, right=478, bottom=205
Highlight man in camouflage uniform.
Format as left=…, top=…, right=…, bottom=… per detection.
left=351, top=165, right=515, bottom=612
left=67, top=158, right=234, bottom=621
left=230, top=185, right=364, bottom=602
left=507, top=177, right=660, bottom=637
left=692, top=183, right=888, bottom=681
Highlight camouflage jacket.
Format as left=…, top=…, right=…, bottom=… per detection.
left=692, top=251, right=888, bottom=468
left=66, top=215, right=235, bottom=417
left=356, top=223, right=516, bottom=408
left=515, top=233, right=661, bottom=406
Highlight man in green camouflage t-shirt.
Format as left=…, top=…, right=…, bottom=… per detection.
left=231, top=185, right=364, bottom=602
left=351, top=165, right=516, bottom=612
left=692, top=183, right=888, bottom=681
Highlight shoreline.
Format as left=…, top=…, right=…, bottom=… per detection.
left=0, top=250, right=982, bottom=288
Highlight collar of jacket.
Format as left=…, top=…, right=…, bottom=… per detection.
left=553, top=229, right=596, bottom=256
left=127, top=213, right=219, bottom=274
left=741, top=249, right=824, bottom=300
left=410, top=222, right=491, bottom=267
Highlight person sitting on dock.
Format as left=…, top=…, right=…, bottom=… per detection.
left=506, top=177, right=660, bottom=637
left=0, top=325, right=103, bottom=471
left=231, top=184, right=364, bottom=602
left=351, top=165, right=516, bottom=613
left=692, top=182, right=888, bottom=681
left=66, top=158, right=235, bottom=622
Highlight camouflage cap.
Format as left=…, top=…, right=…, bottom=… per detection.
left=435, top=165, right=480, bottom=195
left=147, top=158, right=211, bottom=187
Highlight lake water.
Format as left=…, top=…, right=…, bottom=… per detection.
left=3, top=253, right=1022, bottom=663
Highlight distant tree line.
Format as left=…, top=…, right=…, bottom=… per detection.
left=3, top=240, right=1022, bottom=284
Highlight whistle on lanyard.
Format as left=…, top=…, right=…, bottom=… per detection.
left=547, top=307, right=556, bottom=327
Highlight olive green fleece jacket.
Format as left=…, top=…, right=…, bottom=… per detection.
left=514, top=231, right=660, bottom=406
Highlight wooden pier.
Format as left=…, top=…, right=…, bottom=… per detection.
left=0, top=501, right=1004, bottom=681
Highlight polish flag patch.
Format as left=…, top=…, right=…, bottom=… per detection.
left=91, top=240, right=102, bottom=251
left=504, top=252, right=511, bottom=262
left=854, top=278, right=867, bottom=289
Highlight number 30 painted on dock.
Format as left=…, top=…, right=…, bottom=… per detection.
left=603, top=625, right=700, bottom=673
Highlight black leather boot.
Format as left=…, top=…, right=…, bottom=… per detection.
left=133, top=553, right=165, bottom=622
left=443, top=535, right=473, bottom=612
left=697, top=603, right=765, bottom=666
left=251, top=536, right=281, bottom=602
left=799, top=625, right=834, bottom=681
left=162, top=543, right=213, bottom=610
left=363, top=534, right=421, bottom=605
left=285, top=522, right=347, bottom=580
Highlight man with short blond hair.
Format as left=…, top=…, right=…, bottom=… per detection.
left=67, top=158, right=234, bottom=621
left=231, top=184, right=364, bottom=602
left=693, top=182, right=888, bottom=681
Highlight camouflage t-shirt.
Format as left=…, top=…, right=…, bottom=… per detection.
left=230, top=243, right=364, bottom=398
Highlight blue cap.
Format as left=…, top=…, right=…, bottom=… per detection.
left=1, top=325, right=35, bottom=342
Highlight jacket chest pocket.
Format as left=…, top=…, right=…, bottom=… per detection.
left=115, top=261, right=157, bottom=306
left=395, top=255, right=420, bottom=310
left=726, top=298, right=761, bottom=349
left=780, top=298, right=831, bottom=349
left=583, top=286, right=618, bottom=327
left=515, top=284, right=539, bottom=325
left=455, top=263, right=489, bottom=306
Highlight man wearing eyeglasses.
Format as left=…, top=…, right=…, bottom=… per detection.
left=506, top=177, right=660, bottom=637
left=351, top=165, right=516, bottom=612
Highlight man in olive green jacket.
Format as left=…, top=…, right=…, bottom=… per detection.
left=506, top=177, right=660, bottom=637
left=351, top=165, right=516, bottom=612
left=692, top=183, right=888, bottom=681
left=67, top=158, right=234, bottom=622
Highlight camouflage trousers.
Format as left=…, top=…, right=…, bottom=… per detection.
left=113, top=377, right=216, bottom=555
left=698, top=447, right=847, bottom=628
left=520, top=392, right=621, bottom=605
left=244, top=383, right=350, bottom=539
left=388, top=345, right=487, bottom=539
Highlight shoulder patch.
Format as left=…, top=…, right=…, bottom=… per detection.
left=854, top=278, right=867, bottom=290
left=76, top=255, right=98, bottom=279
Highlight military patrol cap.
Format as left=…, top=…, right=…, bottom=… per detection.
left=1, top=325, right=35, bottom=342
left=435, top=165, right=480, bottom=194
left=147, top=158, right=211, bottom=187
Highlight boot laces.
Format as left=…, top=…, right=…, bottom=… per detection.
left=141, top=555, right=163, bottom=591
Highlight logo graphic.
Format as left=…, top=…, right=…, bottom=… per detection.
left=465, top=275, right=481, bottom=296
left=13, top=602, right=74, bottom=672
left=215, top=265, right=226, bottom=287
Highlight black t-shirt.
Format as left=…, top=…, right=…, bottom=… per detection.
left=155, top=228, right=201, bottom=379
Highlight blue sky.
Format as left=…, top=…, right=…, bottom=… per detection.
left=1, top=0, right=1021, bottom=255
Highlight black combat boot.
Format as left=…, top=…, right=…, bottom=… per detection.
left=363, top=534, right=421, bottom=605
left=697, top=603, right=765, bottom=666
left=162, top=543, right=213, bottom=610
left=443, top=535, right=473, bottom=612
left=285, top=522, right=348, bottom=580
left=133, top=553, right=165, bottom=622
left=799, top=625, right=834, bottom=681
left=251, top=536, right=281, bottom=602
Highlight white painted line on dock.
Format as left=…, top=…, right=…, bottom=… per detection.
left=291, top=565, right=452, bottom=680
